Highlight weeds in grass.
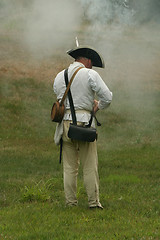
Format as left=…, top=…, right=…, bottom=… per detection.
left=20, top=179, right=55, bottom=203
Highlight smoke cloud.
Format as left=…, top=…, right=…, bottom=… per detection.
left=23, top=0, right=83, bottom=58
left=80, top=0, right=160, bottom=25
left=1, top=0, right=159, bottom=58
left=0, top=0, right=159, bottom=136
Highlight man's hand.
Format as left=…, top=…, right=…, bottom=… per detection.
left=93, top=100, right=99, bottom=114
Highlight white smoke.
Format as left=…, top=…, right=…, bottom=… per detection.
left=1, top=0, right=159, bottom=59
left=79, top=0, right=160, bottom=25
left=76, top=0, right=160, bottom=131
left=74, top=0, right=160, bottom=66
left=23, top=0, right=83, bottom=58
left=80, top=0, right=134, bottom=25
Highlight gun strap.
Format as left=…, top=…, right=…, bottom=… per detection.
left=64, top=67, right=83, bottom=125
left=59, top=67, right=83, bottom=164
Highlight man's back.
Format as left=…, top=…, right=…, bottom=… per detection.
left=54, top=61, right=112, bottom=115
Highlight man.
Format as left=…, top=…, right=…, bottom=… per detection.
left=53, top=45, right=112, bottom=209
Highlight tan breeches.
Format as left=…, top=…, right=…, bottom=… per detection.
left=62, top=120, right=101, bottom=207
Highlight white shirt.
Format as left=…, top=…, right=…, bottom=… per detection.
left=53, top=62, right=112, bottom=123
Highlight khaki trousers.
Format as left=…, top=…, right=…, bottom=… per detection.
left=62, top=120, right=102, bottom=208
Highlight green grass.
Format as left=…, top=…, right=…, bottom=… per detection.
left=0, top=73, right=160, bottom=239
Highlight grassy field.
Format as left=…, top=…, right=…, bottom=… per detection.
left=0, top=9, right=160, bottom=239
left=0, top=61, right=160, bottom=239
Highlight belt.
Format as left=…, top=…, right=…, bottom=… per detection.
left=65, top=109, right=91, bottom=115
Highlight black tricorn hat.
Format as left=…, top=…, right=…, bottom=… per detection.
left=67, top=45, right=105, bottom=68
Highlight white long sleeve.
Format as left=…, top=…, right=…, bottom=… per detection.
left=53, top=61, right=112, bottom=123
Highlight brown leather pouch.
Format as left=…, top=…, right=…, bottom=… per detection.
left=51, top=101, right=65, bottom=123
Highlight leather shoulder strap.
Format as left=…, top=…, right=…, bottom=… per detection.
left=60, top=67, right=83, bottom=106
